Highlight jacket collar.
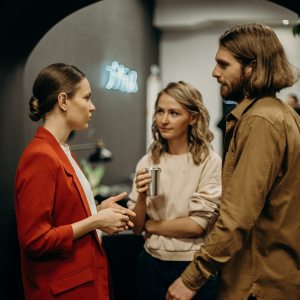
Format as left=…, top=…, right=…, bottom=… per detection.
left=223, top=98, right=258, bottom=161
left=35, top=126, right=92, bottom=217
left=35, top=127, right=75, bottom=175
left=227, top=95, right=277, bottom=121
left=226, top=98, right=256, bottom=121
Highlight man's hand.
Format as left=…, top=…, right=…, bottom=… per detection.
left=166, top=277, right=196, bottom=300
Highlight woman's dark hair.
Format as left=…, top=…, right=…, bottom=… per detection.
left=219, top=23, right=296, bottom=97
left=29, top=63, right=85, bottom=122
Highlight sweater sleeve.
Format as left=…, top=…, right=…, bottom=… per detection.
left=188, top=152, right=222, bottom=231
left=15, top=151, right=73, bottom=258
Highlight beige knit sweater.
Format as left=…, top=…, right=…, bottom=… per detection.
left=127, top=151, right=222, bottom=261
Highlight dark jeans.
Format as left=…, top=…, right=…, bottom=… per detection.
left=136, top=249, right=218, bottom=300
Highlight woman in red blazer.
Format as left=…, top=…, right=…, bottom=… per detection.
left=15, top=63, right=135, bottom=300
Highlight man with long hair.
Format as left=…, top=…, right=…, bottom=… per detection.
left=167, top=23, right=300, bottom=300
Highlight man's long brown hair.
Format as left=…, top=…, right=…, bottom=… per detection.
left=219, top=23, right=296, bottom=98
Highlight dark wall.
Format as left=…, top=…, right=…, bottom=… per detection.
left=0, top=63, right=25, bottom=299
left=23, top=0, right=159, bottom=186
left=267, top=0, right=300, bottom=15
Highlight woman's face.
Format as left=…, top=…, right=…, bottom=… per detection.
left=65, top=78, right=95, bottom=130
left=155, top=93, right=194, bottom=143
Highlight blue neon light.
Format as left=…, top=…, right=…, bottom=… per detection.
left=105, top=61, right=138, bottom=93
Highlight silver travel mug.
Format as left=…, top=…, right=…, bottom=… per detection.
left=146, top=167, right=161, bottom=196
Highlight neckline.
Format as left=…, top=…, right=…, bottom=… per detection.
left=60, top=144, right=70, bottom=152
left=164, top=152, right=190, bottom=159
left=165, top=151, right=189, bottom=156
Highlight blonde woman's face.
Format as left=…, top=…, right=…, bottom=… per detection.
left=65, top=78, right=95, bottom=131
left=155, top=93, right=195, bottom=143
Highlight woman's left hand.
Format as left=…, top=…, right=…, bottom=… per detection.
left=145, top=219, right=157, bottom=233
left=97, top=192, right=136, bottom=228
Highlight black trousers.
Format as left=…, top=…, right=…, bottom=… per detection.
left=136, top=249, right=218, bottom=300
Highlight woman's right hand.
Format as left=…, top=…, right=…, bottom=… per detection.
left=135, top=168, right=151, bottom=195
left=93, top=207, right=131, bottom=235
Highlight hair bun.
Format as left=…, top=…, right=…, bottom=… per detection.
left=29, top=96, right=42, bottom=122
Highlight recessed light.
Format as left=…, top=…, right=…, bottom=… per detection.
left=282, top=19, right=289, bottom=25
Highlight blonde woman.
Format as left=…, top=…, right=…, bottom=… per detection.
left=128, top=81, right=222, bottom=300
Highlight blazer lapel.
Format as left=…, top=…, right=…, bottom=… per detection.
left=35, top=127, right=92, bottom=218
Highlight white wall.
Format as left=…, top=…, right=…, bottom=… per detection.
left=274, top=27, right=300, bottom=100
left=155, top=0, right=300, bottom=156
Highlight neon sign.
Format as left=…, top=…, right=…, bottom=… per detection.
left=105, top=61, right=138, bottom=93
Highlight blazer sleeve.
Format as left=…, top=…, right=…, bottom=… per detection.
left=15, top=151, right=73, bottom=258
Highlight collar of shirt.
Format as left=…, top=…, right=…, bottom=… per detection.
left=226, top=98, right=257, bottom=122
left=223, top=98, right=257, bottom=160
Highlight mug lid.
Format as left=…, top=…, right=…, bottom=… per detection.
left=146, top=167, right=161, bottom=171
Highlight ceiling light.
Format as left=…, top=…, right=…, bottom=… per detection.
left=282, top=20, right=289, bottom=25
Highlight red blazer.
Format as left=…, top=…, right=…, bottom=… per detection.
left=15, top=127, right=110, bottom=300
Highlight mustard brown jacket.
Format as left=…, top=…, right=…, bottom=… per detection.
left=182, top=97, right=300, bottom=300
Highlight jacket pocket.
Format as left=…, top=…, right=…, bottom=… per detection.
left=50, top=266, right=94, bottom=295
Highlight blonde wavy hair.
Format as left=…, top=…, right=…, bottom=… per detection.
left=149, top=81, right=213, bottom=165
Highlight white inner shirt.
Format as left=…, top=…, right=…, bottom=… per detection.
left=61, top=144, right=102, bottom=239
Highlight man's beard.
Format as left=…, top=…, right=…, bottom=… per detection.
left=221, top=73, right=246, bottom=103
